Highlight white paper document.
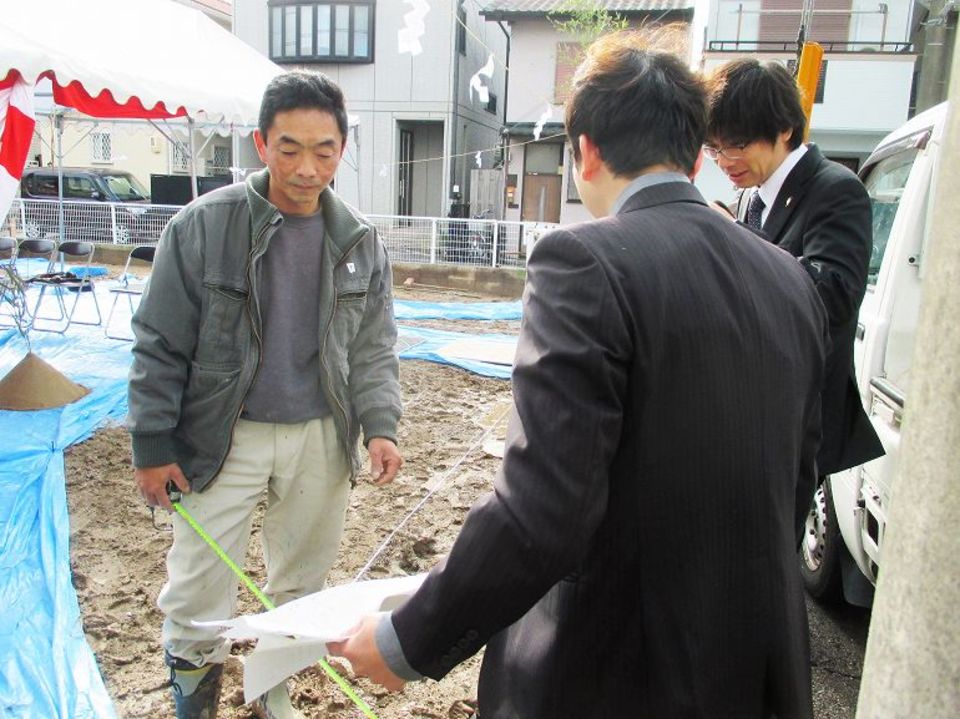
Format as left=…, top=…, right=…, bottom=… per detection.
left=194, top=573, right=427, bottom=701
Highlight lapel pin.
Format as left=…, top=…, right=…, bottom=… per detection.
left=785, top=197, right=792, bottom=207
left=347, top=262, right=356, bottom=274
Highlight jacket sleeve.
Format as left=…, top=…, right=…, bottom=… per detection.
left=348, top=228, right=402, bottom=445
left=391, top=229, right=632, bottom=679
left=126, top=217, right=203, bottom=468
left=796, top=297, right=828, bottom=547
left=797, top=173, right=873, bottom=330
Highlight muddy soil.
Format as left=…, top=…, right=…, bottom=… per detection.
left=65, top=285, right=517, bottom=718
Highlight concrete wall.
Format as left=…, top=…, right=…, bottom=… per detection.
left=504, top=18, right=572, bottom=125
left=92, top=243, right=525, bottom=298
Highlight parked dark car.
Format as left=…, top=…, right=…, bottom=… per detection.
left=18, top=167, right=154, bottom=243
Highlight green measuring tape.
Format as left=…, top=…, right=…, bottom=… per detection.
left=172, top=500, right=381, bottom=719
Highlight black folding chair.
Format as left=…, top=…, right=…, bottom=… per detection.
left=15, top=238, right=58, bottom=275
left=28, top=240, right=102, bottom=333
left=104, top=244, right=155, bottom=341
left=2, top=238, right=57, bottom=328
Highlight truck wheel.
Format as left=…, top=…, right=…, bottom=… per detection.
left=800, top=479, right=844, bottom=603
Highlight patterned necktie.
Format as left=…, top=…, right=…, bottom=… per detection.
left=746, top=191, right=765, bottom=231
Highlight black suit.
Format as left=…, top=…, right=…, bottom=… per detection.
left=736, top=145, right=884, bottom=473
left=392, top=181, right=827, bottom=718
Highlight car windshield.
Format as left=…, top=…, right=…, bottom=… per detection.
left=104, top=174, right=150, bottom=201
left=862, top=145, right=921, bottom=285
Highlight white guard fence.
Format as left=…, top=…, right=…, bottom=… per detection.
left=3, top=199, right=558, bottom=270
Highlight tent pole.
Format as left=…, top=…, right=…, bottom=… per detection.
left=231, top=124, right=241, bottom=184
left=56, top=112, right=64, bottom=243
left=188, top=118, right=198, bottom=199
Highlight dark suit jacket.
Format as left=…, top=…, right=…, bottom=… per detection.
left=735, top=145, right=884, bottom=473
left=392, top=182, right=827, bottom=718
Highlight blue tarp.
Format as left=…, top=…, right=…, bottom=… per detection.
left=1, top=327, right=128, bottom=719
left=394, top=300, right=521, bottom=321
left=0, top=297, right=515, bottom=717
left=397, top=325, right=515, bottom=380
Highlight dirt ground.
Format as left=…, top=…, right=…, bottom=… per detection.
left=64, top=284, right=517, bottom=718
left=61, top=278, right=866, bottom=719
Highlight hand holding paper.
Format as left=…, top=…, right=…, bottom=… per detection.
left=193, top=573, right=425, bottom=701
left=328, top=615, right=407, bottom=692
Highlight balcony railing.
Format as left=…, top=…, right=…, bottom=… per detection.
left=706, top=40, right=913, bottom=54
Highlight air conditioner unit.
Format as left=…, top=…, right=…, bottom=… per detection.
left=150, top=136, right=162, bottom=153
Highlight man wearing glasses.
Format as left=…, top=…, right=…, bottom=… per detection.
left=705, top=58, right=883, bottom=489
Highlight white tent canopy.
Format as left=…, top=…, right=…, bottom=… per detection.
left=1, top=0, right=285, bottom=215
left=1, top=0, right=282, bottom=127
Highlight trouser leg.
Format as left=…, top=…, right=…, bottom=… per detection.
left=158, top=419, right=274, bottom=667
left=261, top=415, right=352, bottom=606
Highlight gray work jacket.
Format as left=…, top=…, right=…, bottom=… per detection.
left=127, top=169, right=401, bottom=491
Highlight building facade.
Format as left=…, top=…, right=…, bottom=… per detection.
left=480, top=0, right=696, bottom=225
left=234, top=0, right=508, bottom=218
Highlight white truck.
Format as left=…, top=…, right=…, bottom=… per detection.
left=799, top=101, right=949, bottom=606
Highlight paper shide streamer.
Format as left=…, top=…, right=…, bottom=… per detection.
left=533, top=104, right=553, bottom=141
left=397, top=0, right=430, bottom=56
left=469, top=53, right=495, bottom=105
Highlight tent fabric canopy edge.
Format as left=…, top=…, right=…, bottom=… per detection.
left=2, top=69, right=188, bottom=120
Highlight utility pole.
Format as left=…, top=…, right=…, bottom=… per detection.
left=856, top=30, right=960, bottom=718
left=915, top=0, right=958, bottom=112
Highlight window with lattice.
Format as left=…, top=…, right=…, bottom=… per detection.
left=91, top=131, right=112, bottom=163
left=212, top=145, right=232, bottom=175
left=171, top=142, right=190, bottom=173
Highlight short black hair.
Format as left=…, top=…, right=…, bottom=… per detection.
left=258, top=71, right=348, bottom=142
left=706, top=59, right=806, bottom=150
left=565, top=29, right=707, bottom=177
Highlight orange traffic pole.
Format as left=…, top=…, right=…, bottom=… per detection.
left=796, top=42, right=824, bottom=142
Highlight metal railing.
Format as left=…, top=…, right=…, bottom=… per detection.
left=706, top=40, right=913, bottom=54
left=3, top=199, right=558, bottom=268
left=3, top=198, right=181, bottom=246
left=367, top=214, right=557, bottom=269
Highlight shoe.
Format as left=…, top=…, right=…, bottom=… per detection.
left=250, top=682, right=305, bottom=719
left=166, top=651, right=223, bottom=719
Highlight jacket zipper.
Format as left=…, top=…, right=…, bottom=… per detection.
left=321, top=229, right=369, bottom=472
left=208, top=222, right=271, bottom=480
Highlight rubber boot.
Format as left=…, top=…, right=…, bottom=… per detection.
left=250, top=682, right=305, bottom=719
left=166, top=651, right=223, bottom=719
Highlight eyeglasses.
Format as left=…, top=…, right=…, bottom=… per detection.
left=702, top=142, right=750, bottom=161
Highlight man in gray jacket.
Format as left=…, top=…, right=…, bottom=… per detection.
left=128, top=71, right=402, bottom=719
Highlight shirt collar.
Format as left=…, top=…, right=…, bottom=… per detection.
left=757, top=143, right=808, bottom=222
left=609, top=171, right=690, bottom=216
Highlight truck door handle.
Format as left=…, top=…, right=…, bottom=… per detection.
left=869, top=376, right=904, bottom=428
left=856, top=322, right=865, bottom=341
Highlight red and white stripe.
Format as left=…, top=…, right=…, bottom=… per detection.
left=0, top=73, right=37, bottom=221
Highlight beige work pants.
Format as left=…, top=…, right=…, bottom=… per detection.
left=158, top=416, right=351, bottom=667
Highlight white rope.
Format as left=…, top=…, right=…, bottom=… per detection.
left=353, top=402, right=512, bottom=582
